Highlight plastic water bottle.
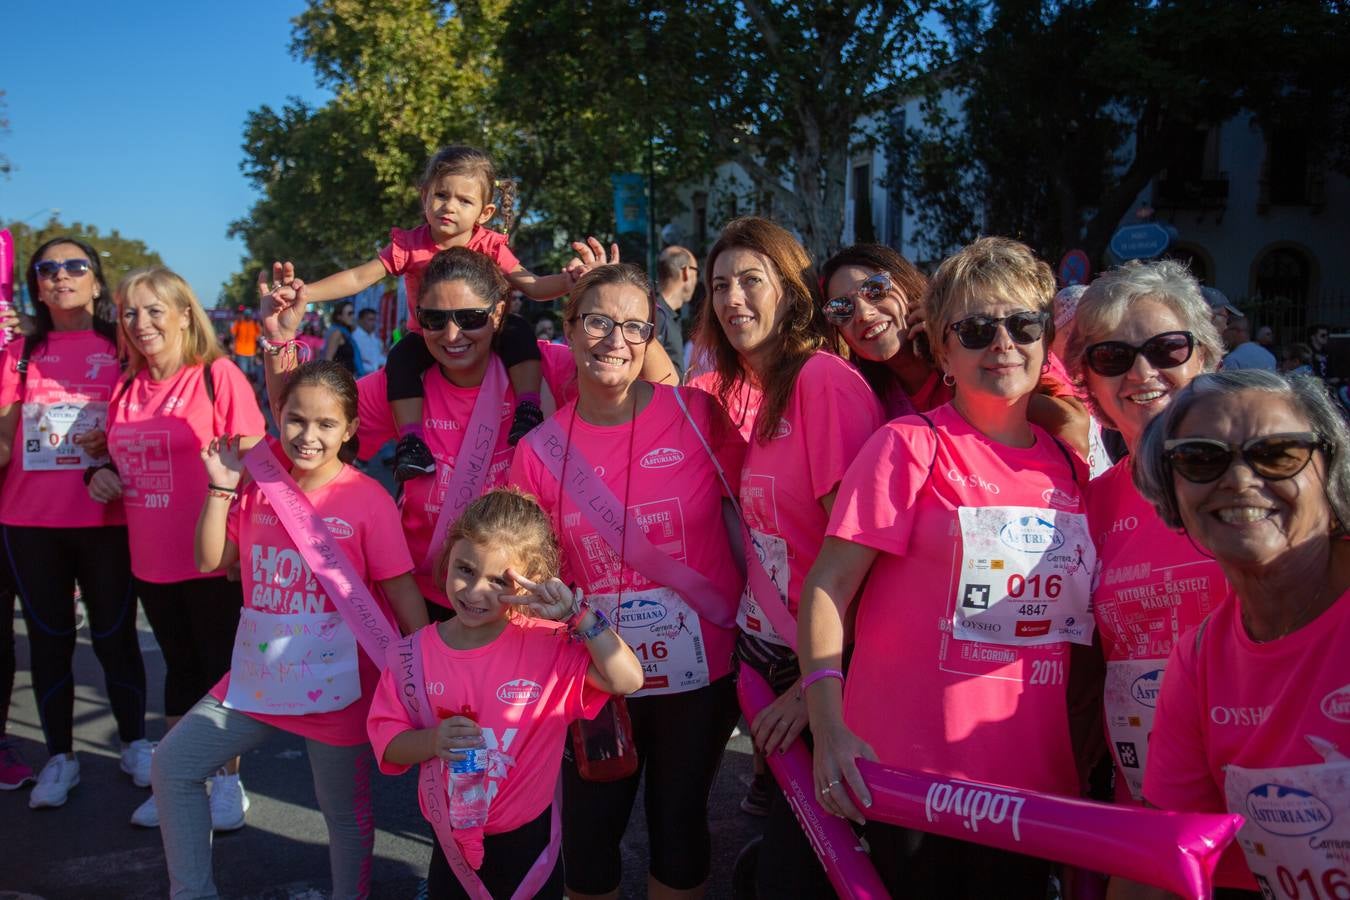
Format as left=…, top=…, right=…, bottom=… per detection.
left=448, top=744, right=489, bottom=828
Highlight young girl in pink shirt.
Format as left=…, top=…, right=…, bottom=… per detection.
left=152, top=360, right=426, bottom=900
left=367, top=488, right=643, bottom=899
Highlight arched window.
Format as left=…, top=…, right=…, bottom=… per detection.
left=1253, top=247, right=1312, bottom=304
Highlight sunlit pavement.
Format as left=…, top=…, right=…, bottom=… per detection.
left=1, top=603, right=758, bottom=899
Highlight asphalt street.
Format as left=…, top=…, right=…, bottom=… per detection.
left=1, top=601, right=761, bottom=899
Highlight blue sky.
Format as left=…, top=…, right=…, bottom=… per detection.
left=1, top=1, right=331, bottom=303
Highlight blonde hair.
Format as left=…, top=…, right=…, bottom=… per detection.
left=116, top=267, right=224, bottom=376
left=435, top=488, right=560, bottom=594
left=924, top=237, right=1056, bottom=370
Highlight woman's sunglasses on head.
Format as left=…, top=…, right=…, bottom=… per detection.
left=947, top=310, right=1048, bottom=350
left=1084, top=331, right=1194, bottom=378
left=823, top=272, right=891, bottom=325
left=415, top=306, right=494, bottom=332
left=1164, top=432, right=1326, bottom=484
left=35, top=259, right=92, bottom=279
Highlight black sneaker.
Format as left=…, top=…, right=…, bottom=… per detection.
left=394, top=434, right=436, bottom=482
left=508, top=400, right=545, bottom=446
left=739, top=770, right=772, bottom=817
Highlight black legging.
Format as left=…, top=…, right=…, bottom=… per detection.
left=135, top=576, right=241, bottom=717
left=1, top=555, right=16, bottom=736
left=3, top=525, right=145, bottom=755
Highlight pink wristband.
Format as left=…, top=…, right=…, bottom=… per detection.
left=799, top=668, right=844, bottom=696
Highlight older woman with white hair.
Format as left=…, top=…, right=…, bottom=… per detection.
left=1129, top=369, right=1350, bottom=894
left=1065, top=260, right=1230, bottom=804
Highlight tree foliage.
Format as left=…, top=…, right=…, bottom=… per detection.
left=896, top=0, right=1350, bottom=266
left=4, top=215, right=163, bottom=301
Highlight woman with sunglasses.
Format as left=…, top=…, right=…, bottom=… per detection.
left=90, top=266, right=267, bottom=829
left=1062, top=261, right=1229, bottom=809
left=0, top=238, right=149, bottom=809
left=799, top=237, right=1093, bottom=897
left=819, top=244, right=1094, bottom=457
left=1129, top=370, right=1350, bottom=895
left=509, top=263, right=744, bottom=900
left=696, top=217, right=883, bottom=898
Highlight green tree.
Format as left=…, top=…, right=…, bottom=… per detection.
left=4, top=215, right=163, bottom=300
left=896, top=0, right=1350, bottom=266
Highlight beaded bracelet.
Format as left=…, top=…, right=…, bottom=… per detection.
left=570, top=604, right=613, bottom=643
left=258, top=337, right=313, bottom=363
left=207, top=483, right=238, bottom=501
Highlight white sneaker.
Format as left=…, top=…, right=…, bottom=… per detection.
left=209, top=773, right=249, bottom=832
left=129, top=793, right=160, bottom=828
left=120, top=739, right=156, bottom=788
left=29, top=754, right=80, bottom=809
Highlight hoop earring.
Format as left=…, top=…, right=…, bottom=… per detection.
left=942, top=372, right=956, bottom=387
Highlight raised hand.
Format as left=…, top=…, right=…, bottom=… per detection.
left=502, top=569, right=581, bottom=622
left=257, top=261, right=305, bottom=341
left=201, top=434, right=246, bottom=490
left=563, top=236, right=622, bottom=284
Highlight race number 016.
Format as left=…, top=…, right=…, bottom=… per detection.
left=1006, top=573, right=1061, bottom=600
left=1276, top=865, right=1350, bottom=900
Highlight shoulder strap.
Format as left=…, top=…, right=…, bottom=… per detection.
left=915, top=412, right=939, bottom=476
left=204, top=358, right=217, bottom=405
left=16, top=334, right=39, bottom=398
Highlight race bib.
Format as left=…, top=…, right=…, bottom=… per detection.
left=224, top=609, right=361, bottom=715
left=736, top=529, right=791, bottom=646
left=1224, top=748, right=1350, bottom=900
left=21, top=400, right=107, bottom=471
left=953, top=505, right=1096, bottom=647
left=1105, top=657, right=1167, bottom=801
left=597, top=587, right=710, bottom=696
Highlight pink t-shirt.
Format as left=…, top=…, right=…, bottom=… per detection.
left=107, top=360, right=266, bottom=583
left=1087, top=458, right=1229, bottom=801
left=1144, top=589, right=1350, bottom=889
left=378, top=225, right=521, bottom=332
left=0, top=330, right=125, bottom=528
left=538, top=340, right=577, bottom=410
left=686, top=370, right=761, bottom=442
left=738, top=353, right=881, bottom=631
left=209, top=461, right=414, bottom=746
left=367, top=619, right=608, bottom=834
left=356, top=365, right=514, bottom=603
left=828, top=403, right=1086, bottom=796
left=508, top=385, right=745, bottom=690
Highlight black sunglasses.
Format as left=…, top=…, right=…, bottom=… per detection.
left=415, top=306, right=494, bottom=332
left=1164, top=432, right=1327, bottom=484
left=823, top=272, right=891, bottom=325
left=1084, top=331, right=1194, bottom=377
left=575, top=312, right=654, bottom=345
left=947, top=311, right=1048, bottom=350
left=35, top=259, right=92, bottom=279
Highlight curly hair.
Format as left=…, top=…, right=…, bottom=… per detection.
left=434, top=487, right=561, bottom=595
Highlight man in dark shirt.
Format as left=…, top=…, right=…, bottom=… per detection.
left=656, top=245, right=698, bottom=381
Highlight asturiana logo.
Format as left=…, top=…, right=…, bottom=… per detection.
left=1321, top=684, right=1350, bottom=723
left=618, top=596, right=668, bottom=625
left=323, top=517, right=355, bottom=539
left=496, top=679, right=543, bottom=706
left=925, top=780, right=1025, bottom=841
left=999, top=515, right=1065, bottom=554
left=640, top=447, right=685, bottom=469
left=1040, top=487, right=1078, bottom=510
left=1130, top=669, right=1165, bottom=709
left=1245, top=783, right=1333, bottom=836
left=770, top=419, right=792, bottom=440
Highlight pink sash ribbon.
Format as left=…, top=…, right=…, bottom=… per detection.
left=668, top=388, right=797, bottom=648
left=421, top=357, right=508, bottom=573
left=527, top=414, right=736, bottom=628
left=738, top=665, right=1242, bottom=900
left=244, top=444, right=559, bottom=899
left=395, top=633, right=562, bottom=900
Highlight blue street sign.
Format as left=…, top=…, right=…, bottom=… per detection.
left=1109, top=224, right=1171, bottom=261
